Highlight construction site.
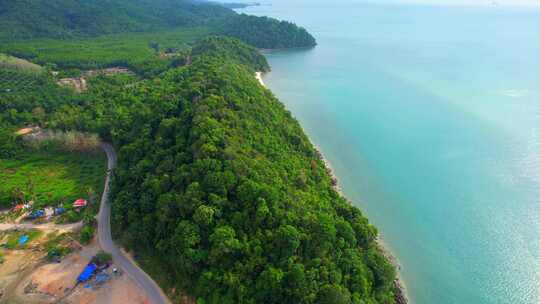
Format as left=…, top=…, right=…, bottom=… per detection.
left=0, top=220, right=149, bottom=304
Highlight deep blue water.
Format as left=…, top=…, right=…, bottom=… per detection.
left=239, top=1, right=540, bottom=303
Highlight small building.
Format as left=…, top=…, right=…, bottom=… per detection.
left=12, top=204, right=25, bottom=212
left=73, top=199, right=88, bottom=208
left=77, top=263, right=97, bottom=283
left=45, top=207, right=54, bottom=218
left=54, top=207, right=66, bottom=215
left=12, top=201, right=32, bottom=212
left=26, top=210, right=45, bottom=220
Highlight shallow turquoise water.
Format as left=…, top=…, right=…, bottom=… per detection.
left=240, top=1, right=540, bottom=303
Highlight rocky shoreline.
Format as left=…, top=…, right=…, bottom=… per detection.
left=314, top=147, right=409, bottom=304
left=256, top=72, right=408, bottom=304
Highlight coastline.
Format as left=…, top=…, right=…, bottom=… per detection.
left=255, top=71, right=265, bottom=87
left=377, top=237, right=410, bottom=304
left=255, top=71, right=409, bottom=304
left=315, top=144, right=409, bottom=304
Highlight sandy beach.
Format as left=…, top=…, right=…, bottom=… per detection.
left=255, top=71, right=266, bottom=87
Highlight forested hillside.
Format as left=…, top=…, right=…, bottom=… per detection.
left=219, top=14, right=317, bottom=49
left=107, top=39, right=396, bottom=303
left=0, top=0, right=316, bottom=49
left=0, top=36, right=398, bottom=303
left=0, top=0, right=402, bottom=300
left=192, top=36, right=270, bottom=72
left=0, top=0, right=232, bottom=40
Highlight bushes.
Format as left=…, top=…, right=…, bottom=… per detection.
left=46, top=246, right=72, bottom=261
left=93, top=250, right=112, bottom=265
left=45, top=233, right=73, bottom=261
left=79, top=225, right=94, bottom=244
left=0, top=125, right=21, bottom=158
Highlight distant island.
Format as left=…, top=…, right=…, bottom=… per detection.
left=219, top=2, right=262, bottom=9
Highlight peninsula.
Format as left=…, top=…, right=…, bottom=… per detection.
left=0, top=1, right=401, bottom=303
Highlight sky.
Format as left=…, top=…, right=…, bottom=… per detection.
left=380, top=0, right=540, bottom=6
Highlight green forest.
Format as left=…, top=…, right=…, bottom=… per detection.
left=0, top=1, right=399, bottom=303
left=0, top=0, right=233, bottom=40
left=0, top=0, right=315, bottom=49
left=219, top=14, right=317, bottom=49
left=109, top=38, right=396, bottom=304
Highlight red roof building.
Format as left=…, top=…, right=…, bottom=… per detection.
left=73, top=199, right=88, bottom=208
left=13, top=204, right=25, bottom=211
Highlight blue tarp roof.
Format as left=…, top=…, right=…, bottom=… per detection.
left=77, top=263, right=97, bottom=283
left=18, top=235, right=29, bottom=246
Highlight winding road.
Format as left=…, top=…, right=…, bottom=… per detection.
left=98, top=143, right=171, bottom=304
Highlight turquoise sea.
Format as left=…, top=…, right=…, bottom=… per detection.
left=239, top=1, right=540, bottom=303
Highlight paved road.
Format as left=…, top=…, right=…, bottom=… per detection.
left=98, top=143, right=171, bottom=304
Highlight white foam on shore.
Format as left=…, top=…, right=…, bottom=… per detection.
left=502, top=89, right=529, bottom=98
left=255, top=72, right=266, bottom=87
left=255, top=74, right=409, bottom=303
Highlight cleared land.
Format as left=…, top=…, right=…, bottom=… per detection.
left=0, top=230, right=148, bottom=304
left=0, top=53, right=42, bottom=72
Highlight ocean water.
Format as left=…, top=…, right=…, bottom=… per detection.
left=238, top=1, right=540, bottom=304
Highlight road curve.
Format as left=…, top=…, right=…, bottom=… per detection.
left=98, top=143, right=171, bottom=304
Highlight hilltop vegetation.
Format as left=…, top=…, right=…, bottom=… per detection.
left=0, top=2, right=398, bottom=302
left=219, top=14, right=317, bottom=49
left=192, top=36, right=270, bottom=72
left=105, top=42, right=396, bottom=303
left=0, top=36, right=397, bottom=303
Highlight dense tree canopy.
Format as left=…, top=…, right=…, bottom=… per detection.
left=0, top=6, right=396, bottom=301
left=0, top=0, right=232, bottom=40
left=103, top=39, right=395, bottom=303
left=192, top=36, right=270, bottom=72
left=218, top=14, right=317, bottom=49
left=0, top=0, right=316, bottom=50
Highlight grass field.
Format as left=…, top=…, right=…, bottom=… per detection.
left=0, top=148, right=106, bottom=209
left=0, top=53, right=42, bottom=72
left=0, top=27, right=210, bottom=70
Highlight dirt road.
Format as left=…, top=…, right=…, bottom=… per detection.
left=0, top=222, right=82, bottom=232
